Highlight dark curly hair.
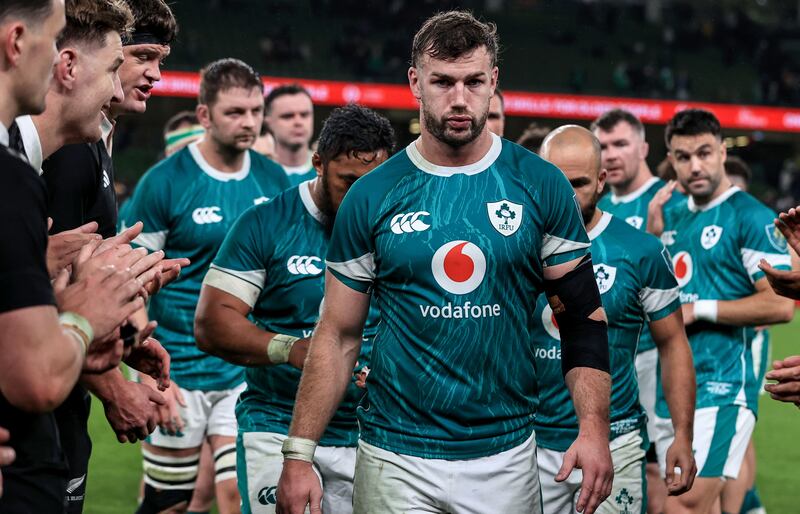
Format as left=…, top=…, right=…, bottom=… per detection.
left=665, top=109, right=722, bottom=147
left=121, top=0, right=177, bottom=44
left=316, top=104, right=395, bottom=166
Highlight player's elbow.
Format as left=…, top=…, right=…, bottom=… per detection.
left=2, top=379, right=69, bottom=413
left=193, top=316, right=218, bottom=355
left=775, top=298, right=796, bottom=323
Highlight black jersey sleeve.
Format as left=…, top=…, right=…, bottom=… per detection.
left=42, top=143, right=98, bottom=234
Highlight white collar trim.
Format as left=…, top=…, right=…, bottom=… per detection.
left=299, top=179, right=328, bottom=225
left=587, top=211, right=613, bottom=241
left=688, top=186, right=740, bottom=212
left=0, top=121, right=8, bottom=147
left=100, top=114, right=115, bottom=155
left=406, top=132, right=502, bottom=177
left=15, top=115, right=43, bottom=174
left=189, top=140, right=250, bottom=182
left=283, top=152, right=314, bottom=175
left=610, top=176, right=660, bottom=205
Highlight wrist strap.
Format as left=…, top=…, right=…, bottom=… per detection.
left=693, top=300, right=718, bottom=323
left=268, top=334, right=300, bottom=364
left=281, top=437, right=317, bottom=463
left=59, top=311, right=94, bottom=353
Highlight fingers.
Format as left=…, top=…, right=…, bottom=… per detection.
left=555, top=449, right=576, bottom=482
left=72, top=221, right=100, bottom=235
left=765, top=365, right=800, bottom=381
left=53, top=268, right=70, bottom=294
left=47, top=217, right=53, bottom=231
left=130, top=250, right=165, bottom=279
left=309, top=483, right=323, bottom=514
left=174, top=386, right=187, bottom=408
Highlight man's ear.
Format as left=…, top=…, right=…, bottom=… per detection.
left=53, top=48, right=78, bottom=91
left=312, top=152, right=323, bottom=178
left=196, top=103, right=211, bottom=129
left=2, top=23, right=25, bottom=68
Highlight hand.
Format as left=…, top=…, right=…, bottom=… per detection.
left=150, top=380, right=186, bottom=436
left=646, top=180, right=677, bottom=237
left=46, top=221, right=102, bottom=278
left=276, top=459, right=323, bottom=514
left=776, top=207, right=800, bottom=256
left=102, top=381, right=165, bottom=443
left=82, top=327, right=125, bottom=374
left=764, top=355, right=800, bottom=405
left=758, top=259, right=800, bottom=300
left=680, top=304, right=695, bottom=326
left=93, top=221, right=144, bottom=256
left=556, top=431, right=614, bottom=514
left=124, top=328, right=171, bottom=391
left=288, top=338, right=311, bottom=369
left=664, top=433, right=696, bottom=495
left=355, top=366, right=370, bottom=389
left=143, top=258, right=191, bottom=297
left=0, top=425, right=15, bottom=497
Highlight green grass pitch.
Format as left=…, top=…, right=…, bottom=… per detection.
left=83, top=321, right=800, bottom=513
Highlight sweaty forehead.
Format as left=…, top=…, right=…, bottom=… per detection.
left=670, top=133, right=719, bottom=153
left=419, top=47, right=493, bottom=74
left=123, top=43, right=171, bottom=59
left=271, top=93, right=312, bottom=114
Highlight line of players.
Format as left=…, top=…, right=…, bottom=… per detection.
left=1, top=4, right=797, bottom=514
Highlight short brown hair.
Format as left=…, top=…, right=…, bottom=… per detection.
left=591, top=109, right=645, bottom=140
left=411, top=10, right=499, bottom=68
left=198, top=58, right=262, bottom=106
left=58, top=0, right=133, bottom=49
left=0, top=0, right=53, bottom=25
left=725, top=156, right=751, bottom=186
left=122, top=0, right=177, bottom=44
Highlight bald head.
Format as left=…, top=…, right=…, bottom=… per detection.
left=541, top=125, right=606, bottom=226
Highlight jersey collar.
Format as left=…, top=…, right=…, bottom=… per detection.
left=687, top=185, right=740, bottom=212
left=406, top=132, right=502, bottom=177
left=189, top=140, right=251, bottom=182
left=610, top=176, right=660, bottom=205
left=586, top=211, right=613, bottom=241
left=0, top=121, right=8, bottom=147
left=15, top=115, right=43, bottom=174
left=283, top=151, right=313, bottom=175
left=299, top=179, right=329, bottom=225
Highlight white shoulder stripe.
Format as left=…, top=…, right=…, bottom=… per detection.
left=326, top=253, right=376, bottom=282
left=639, top=286, right=680, bottom=315
left=540, top=234, right=590, bottom=263
left=203, top=266, right=265, bottom=308
left=132, top=230, right=168, bottom=252
left=740, top=248, right=791, bottom=282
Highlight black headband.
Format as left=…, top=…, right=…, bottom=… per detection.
left=122, top=32, right=170, bottom=47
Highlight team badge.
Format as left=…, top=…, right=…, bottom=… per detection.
left=625, top=216, right=644, bottom=230
left=765, top=223, right=788, bottom=252
left=486, top=200, right=523, bottom=237
left=593, top=264, right=617, bottom=294
left=700, top=225, right=723, bottom=250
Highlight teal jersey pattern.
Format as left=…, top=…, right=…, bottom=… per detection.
left=282, top=162, right=317, bottom=187
left=121, top=142, right=290, bottom=391
left=532, top=212, right=680, bottom=451
left=205, top=181, right=375, bottom=447
left=656, top=187, right=790, bottom=416
left=326, top=133, right=591, bottom=460
left=598, top=177, right=685, bottom=352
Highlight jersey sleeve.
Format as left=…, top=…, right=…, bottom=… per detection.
left=325, top=181, right=375, bottom=293
left=540, top=164, right=591, bottom=267
left=739, top=204, right=791, bottom=282
left=204, top=205, right=271, bottom=308
left=637, top=238, right=681, bottom=322
left=120, top=166, right=171, bottom=251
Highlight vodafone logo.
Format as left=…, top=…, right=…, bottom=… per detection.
left=431, top=241, right=486, bottom=295
left=541, top=304, right=561, bottom=340
left=672, top=251, right=693, bottom=287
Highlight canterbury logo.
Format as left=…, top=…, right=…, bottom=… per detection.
left=192, top=206, right=223, bottom=224
left=390, top=211, right=430, bottom=234
left=287, top=255, right=323, bottom=275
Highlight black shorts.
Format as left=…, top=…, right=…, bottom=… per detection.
left=53, top=385, right=93, bottom=514
left=0, top=396, right=69, bottom=513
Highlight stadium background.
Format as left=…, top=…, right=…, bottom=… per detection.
left=89, top=0, right=800, bottom=511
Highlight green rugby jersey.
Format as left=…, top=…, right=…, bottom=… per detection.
left=598, top=176, right=685, bottom=352
left=204, top=181, right=375, bottom=447
left=656, top=186, right=790, bottom=416
left=326, top=133, right=591, bottom=459
left=121, top=142, right=290, bottom=391
left=282, top=161, right=317, bottom=186
left=532, top=212, right=680, bottom=451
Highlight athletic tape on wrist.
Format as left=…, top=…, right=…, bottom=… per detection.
left=281, top=437, right=316, bottom=463
left=693, top=300, right=718, bottom=323
left=64, top=327, right=89, bottom=355
left=59, top=311, right=94, bottom=352
left=268, top=334, right=300, bottom=364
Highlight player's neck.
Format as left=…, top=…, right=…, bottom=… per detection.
left=30, top=107, right=66, bottom=161
left=417, top=128, right=494, bottom=168
left=197, top=137, right=246, bottom=173
left=0, top=85, right=19, bottom=129
left=611, top=165, right=654, bottom=197
left=276, top=143, right=310, bottom=167
left=584, top=207, right=604, bottom=234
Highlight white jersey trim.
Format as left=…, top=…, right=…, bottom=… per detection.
left=405, top=132, right=502, bottom=177
left=189, top=141, right=251, bottom=182
left=540, top=234, right=590, bottom=263
left=133, top=230, right=168, bottom=252
left=687, top=186, right=740, bottom=212
left=282, top=152, right=313, bottom=175
left=204, top=266, right=264, bottom=308
left=740, top=248, right=791, bottom=282
left=327, top=253, right=376, bottom=282
left=610, top=176, right=660, bottom=205
left=299, top=179, right=329, bottom=225
left=587, top=211, right=613, bottom=241
left=15, top=115, right=43, bottom=173
left=639, top=286, right=680, bottom=316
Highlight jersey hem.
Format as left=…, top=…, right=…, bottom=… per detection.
left=358, top=427, right=533, bottom=460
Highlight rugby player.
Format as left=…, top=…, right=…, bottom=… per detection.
left=591, top=108, right=686, bottom=513
left=195, top=104, right=395, bottom=513
left=534, top=125, right=696, bottom=514
left=277, top=11, right=613, bottom=514
left=264, top=84, right=316, bottom=185
left=649, top=109, right=794, bottom=514
left=121, top=58, right=289, bottom=514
